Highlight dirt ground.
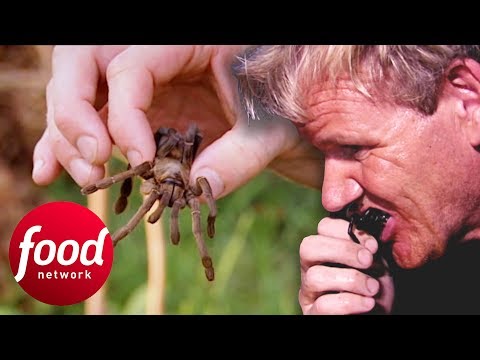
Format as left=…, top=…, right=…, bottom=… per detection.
left=0, top=45, right=53, bottom=299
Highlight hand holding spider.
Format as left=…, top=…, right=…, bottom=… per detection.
left=81, top=124, right=217, bottom=281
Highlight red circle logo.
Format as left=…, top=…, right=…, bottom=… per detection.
left=9, top=201, right=113, bottom=306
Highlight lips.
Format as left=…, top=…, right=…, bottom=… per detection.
left=380, top=216, right=395, bottom=243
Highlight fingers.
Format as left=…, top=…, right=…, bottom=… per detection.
left=34, top=46, right=127, bottom=186
left=299, top=234, right=374, bottom=272
left=46, top=115, right=105, bottom=186
left=298, top=228, right=377, bottom=313
left=52, top=86, right=112, bottom=166
left=298, top=216, right=384, bottom=315
left=32, top=130, right=62, bottom=186
left=191, top=114, right=299, bottom=199
left=302, top=292, right=376, bottom=315
left=300, top=265, right=379, bottom=305
left=33, top=122, right=105, bottom=186
left=50, top=47, right=127, bottom=166
left=317, top=217, right=379, bottom=253
left=34, top=73, right=106, bottom=186
left=105, top=45, right=210, bottom=167
left=302, top=265, right=380, bottom=297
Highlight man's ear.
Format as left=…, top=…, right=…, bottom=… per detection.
left=445, top=58, right=480, bottom=148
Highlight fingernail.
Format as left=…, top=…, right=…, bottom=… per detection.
left=77, top=136, right=98, bottom=163
left=365, top=238, right=378, bottom=253
left=194, top=167, right=225, bottom=199
left=32, top=159, right=44, bottom=178
left=366, top=277, right=379, bottom=295
left=69, top=158, right=93, bottom=186
left=363, top=297, right=375, bottom=309
left=357, top=248, right=372, bottom=266
left=127, top=150, right=142, bottom=166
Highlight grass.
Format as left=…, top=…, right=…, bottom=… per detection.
left=3, top=157, right=326, bottom=315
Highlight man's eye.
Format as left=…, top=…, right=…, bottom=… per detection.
left=343, top=145, right=369, bottom=160
left=345, top=145, right=362, bottom=152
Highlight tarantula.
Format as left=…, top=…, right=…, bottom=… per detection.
left=81, top=124, right=217, bottom=281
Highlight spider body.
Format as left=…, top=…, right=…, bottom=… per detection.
left=330, top=204, right=392, bottom=278
left=153, top=158, right=188, bottom=191
left=353, top=208, right=390, bottom=242
left=330, top=203, right=390, bottom=243
left=81, top=124, right=217, bottom=281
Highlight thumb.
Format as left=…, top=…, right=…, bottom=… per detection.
left=191, top=117, right=298, bottom=199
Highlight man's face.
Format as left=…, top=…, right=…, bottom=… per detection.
left=299, top=80, right=478, bottom=269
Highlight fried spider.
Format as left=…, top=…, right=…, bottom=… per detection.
left=81, top=124, right=217, bottom=281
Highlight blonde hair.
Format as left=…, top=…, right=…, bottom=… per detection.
left=232, top=45, right=480, bottom=122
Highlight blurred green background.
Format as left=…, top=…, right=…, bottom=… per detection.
left=0, top=45, right=326, bottom=315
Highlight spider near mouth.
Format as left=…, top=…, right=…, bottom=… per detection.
left=81, top=123, right=217, bottom=281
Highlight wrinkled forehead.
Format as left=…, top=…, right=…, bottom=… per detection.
left=296, top=76, right=386, bottom=125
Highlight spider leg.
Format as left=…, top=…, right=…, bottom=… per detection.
left=112, top=190, right=160, bottom=247
left=170, top=197, right=186, bottom=245
left=147, top=191, right=170, bottom=224
left=81, top=161, right=153, bottom=195
left=154, top=127, right=169, bottom=148
left=114, top=165, right=133, bottom=214
left=191, top=177, right=217, bottom=238
left=182, top=123, right=201, bottom=166
left=156, top=128, right=180, bottom=158
left=187, top=197, right=214, bottom=281
left=348, top=218, right=360, bottom=244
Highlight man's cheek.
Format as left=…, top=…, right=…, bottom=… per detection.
left=364, top=153, right=411, bottom=192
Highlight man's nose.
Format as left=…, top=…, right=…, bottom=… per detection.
left=321, top=158, right=363, bottom=212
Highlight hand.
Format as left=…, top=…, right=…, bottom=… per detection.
left=298, top=217, right=395, bottom=315
left=32, top=45, right=324, bottom=199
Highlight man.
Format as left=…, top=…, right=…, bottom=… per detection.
left=35, top=45, right=480, bottom=314
left=233, top=45, right=480, bottom=314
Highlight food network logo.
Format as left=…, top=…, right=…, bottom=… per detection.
left=9, top=202, right=113, bottom=306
